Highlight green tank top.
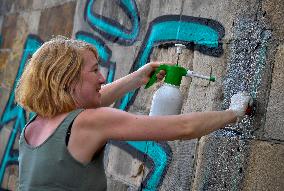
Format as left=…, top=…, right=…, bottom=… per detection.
left=18, top=109, right=107, bottom=191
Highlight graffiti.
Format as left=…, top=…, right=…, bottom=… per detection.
left=116, top=15, right=224, bottom=190
left=0, top=1, right=226, bottom=190
left=118, top=15, right=224, bottom=111
left=85, top=0, right=140, bottom=45
left=0, top=35, right=43, bottom=184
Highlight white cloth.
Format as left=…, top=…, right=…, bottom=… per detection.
left=229, top=91, right=253, bottom=118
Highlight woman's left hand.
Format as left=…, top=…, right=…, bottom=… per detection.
left=136, top=62, right=168, bottom=86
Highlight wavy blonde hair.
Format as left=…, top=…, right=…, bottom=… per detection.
left=15, top=36, right=98, bottom=117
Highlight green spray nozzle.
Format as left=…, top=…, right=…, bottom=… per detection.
left=145, top=64, right=217, bottom=89
left=145, top=64, right=187, bottom=89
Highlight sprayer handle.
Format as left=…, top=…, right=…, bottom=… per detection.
left=145, top=64, right=168, bottom=89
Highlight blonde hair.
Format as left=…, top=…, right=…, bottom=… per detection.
left=15, top=36, right=98, bottom=117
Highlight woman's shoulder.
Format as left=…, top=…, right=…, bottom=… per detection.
left=76, top=107, right=119, bottom=122
left=72, top=107, right=113, bottom=126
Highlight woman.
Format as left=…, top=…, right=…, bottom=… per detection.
left=15, top=36, right=251, bottom=191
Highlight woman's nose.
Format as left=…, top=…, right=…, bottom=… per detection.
left=99, top=72, right=106, bottom=84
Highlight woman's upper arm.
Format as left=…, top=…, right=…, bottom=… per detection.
left=82, top=107, right=190, bottom=142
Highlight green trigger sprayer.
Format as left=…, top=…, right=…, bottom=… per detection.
left=145, top=44, right=216, bottom=116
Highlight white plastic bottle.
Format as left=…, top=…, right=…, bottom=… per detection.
left=149, top=83, right=183, bottom=116
left=145, top=64, right=187, bottom=116
left=145, top=64, right=215, bottom=116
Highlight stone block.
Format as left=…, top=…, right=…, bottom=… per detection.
left=109, top=44, right=137, bottom=80
left=1, top=13, right=18, bottom=49
left=192, top=134, right=250, bottom=191
left=105, top=143, right=144, bottom=188
left=159, top=139, right=198, bottom=191
left=0, top=16, right=3, bottom=32
left=33, top=0, right=75, bottom=10
left=14, top=0, right=33, bottom=12
left=107, top=178, right=128, bottom=191
left=264, top=44, right=284, bottom=141
left=72, top=0, right=92, bottom=36
left=1, top=164, right=19, bottom=190
left=182, top=0, right=259, bottom=41
left=0, top=51, right=9, bottom=70
left=0, top=0, right=16, bottom=15
left=21, top=11, right=41, bottom=34
left=182, top=84, right=224, bottom=113
left=146, top=0, right=183, bottom=28
left=262, top=0, right=284, bottom=41
left=38, top=1, right=76, bottom=41
left=0, top=12, right=35, bottom=98
left=191, top=46, right=228, bottom=87
left=243, top=140, right=284, bottom=191
left=0, top=127, right=11, bottom=160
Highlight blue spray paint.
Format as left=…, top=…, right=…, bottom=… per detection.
left=0, top=35, right=43, bottom=184
left=76, top=31, right=116, bottom=83
left=0, top=35, right=2, bottom=47
left=85, top=0, right=140, bottom=45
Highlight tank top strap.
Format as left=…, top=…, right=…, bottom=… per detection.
left=19, top=114, right=38, bottom=145
left=54, top=109, right=85, bottom=142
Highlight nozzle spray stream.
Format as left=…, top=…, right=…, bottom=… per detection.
left=186, top=70, right=216, bottom=82
left=175, top=44, right=186, bottom=66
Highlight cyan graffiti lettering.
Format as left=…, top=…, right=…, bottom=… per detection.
left=85, top=0, right=140, bottom=45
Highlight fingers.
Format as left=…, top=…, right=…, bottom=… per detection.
left=156, top=70, right=166, bottom=81
left=229, top=91, right=253, bottom=117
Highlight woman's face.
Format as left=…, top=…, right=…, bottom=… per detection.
left=73, top=50, right=105, bottom=108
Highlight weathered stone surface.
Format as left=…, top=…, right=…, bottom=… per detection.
left=192, top=134, right=250, bottom=191
left=243, top=141, right=284, bottom=191
left=182, top=0, right=259, bottom=41
left=160, top=139, right=198, bottom=191
left=14, top=0, right=34, bottom=12
left=0, top=0, right=16, bottom=15
left=1, top=165, right=19, bottom=190
left=262, top=0, right=284, bottom=41
left=146, top=0, right=183, bottom=27
left=1, top=13, right=18, bottom=49
left=0, top=51, right=9, bottom=70
left=72, top=0, right=91, bottom=36
left=38, top=1, right=76, bottom=41
left=33, top=0, right=75, bottom=10
left=0, top=127, right=11, bottom=160
left=0, top=16, right=3, bottom=32
left=107, top=178, right=128, bottom=191
left=1, top=13, right=33, bottom=94
left=263, top=44, right=284, bottom=141
left=105, top=143, right=144, bottom=188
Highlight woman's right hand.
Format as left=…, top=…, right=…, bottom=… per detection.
left=229, top=91, right=253, bottom=118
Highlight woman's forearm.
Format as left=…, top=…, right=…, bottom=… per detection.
left=180, top=110, right=237, bottom=139
left=99, top=71, right=142, bottom=106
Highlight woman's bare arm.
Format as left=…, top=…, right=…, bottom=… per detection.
left=99, top=62, right=166, bottom=106
left=79, top=107, right=237, bottom=142
left=70, top=92, right=251, bottom=163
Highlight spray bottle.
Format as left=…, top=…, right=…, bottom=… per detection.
left=145, top=44, right=216, bottom=116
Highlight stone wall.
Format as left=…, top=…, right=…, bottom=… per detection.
left=0, top=0, right=283, bottom=190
